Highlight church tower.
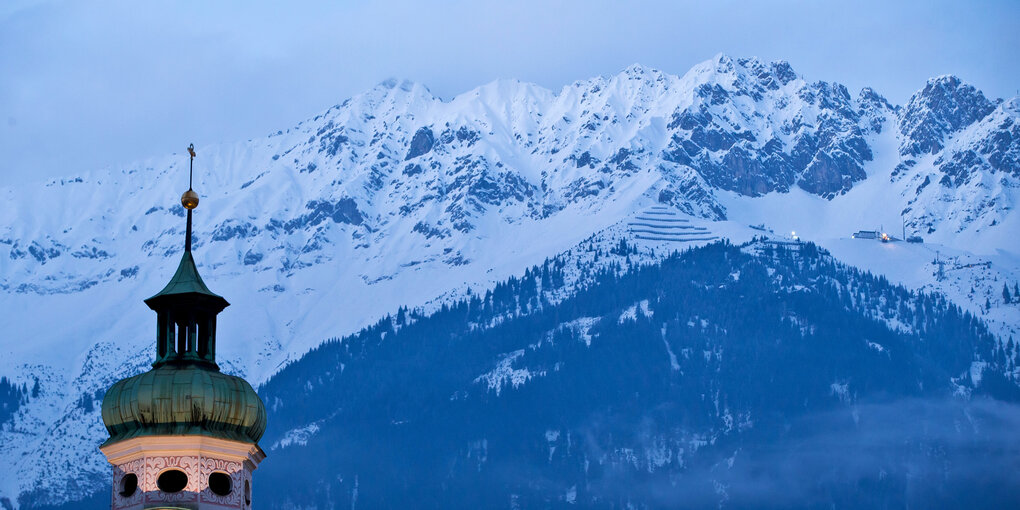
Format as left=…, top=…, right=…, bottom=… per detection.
left=100, top=145, right=267, bottom=509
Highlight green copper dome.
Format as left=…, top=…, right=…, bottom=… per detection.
left=101, top=365, right=267, bottom=446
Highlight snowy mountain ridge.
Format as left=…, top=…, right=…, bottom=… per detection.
left=0, top=54, right=1018, bottom=508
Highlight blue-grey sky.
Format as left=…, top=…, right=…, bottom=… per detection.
left=1, top=0, right=1017, bottom=185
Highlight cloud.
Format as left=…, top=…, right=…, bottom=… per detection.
left=1, top=1, right=1017, bottom=184
left=590, top=397, right=1020, bottom=508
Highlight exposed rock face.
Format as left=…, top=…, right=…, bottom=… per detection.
left=858, top=87, right=897, bottom=134
left=660, top=56, right=878, bottom=199
left=799, top=149, right=868, bottom=196
left=899, top=75, right=996, bottom=157
left=405, top=127, right=435, bottom=160
left=893, top=77, right=1017, bottom=236
left=958, top=103, right=1020, bottom=179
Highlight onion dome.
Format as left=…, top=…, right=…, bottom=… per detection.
left=101, top=366, right=267, bottom=445
left=101, top=144, right=266, bottom=447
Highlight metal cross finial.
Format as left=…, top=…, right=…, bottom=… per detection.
left=187, top=143, right=196, bottom=189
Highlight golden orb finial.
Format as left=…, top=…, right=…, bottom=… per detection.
left=182, top=189, right=199, bottom=209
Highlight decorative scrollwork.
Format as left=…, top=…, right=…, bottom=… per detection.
left=146, top=455, right=200, bottom=503
left=200, top=457, right=243, bottom=505
left=111, top=452, right=253, bottom=508
left=111, top=458, right=145, bottom=508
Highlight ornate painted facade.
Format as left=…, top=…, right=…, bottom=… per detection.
left=102, top=436, right=263, bottom=509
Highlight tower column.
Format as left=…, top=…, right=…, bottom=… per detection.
left=101, top=143, right=266, bottom=510
left=156, top=312, right=169, bottom=361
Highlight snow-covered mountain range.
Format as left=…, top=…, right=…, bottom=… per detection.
left=0, top=54, right=1017, bottom=508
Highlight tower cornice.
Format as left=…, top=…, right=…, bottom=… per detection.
left=100, top=435, right=266, bottom=467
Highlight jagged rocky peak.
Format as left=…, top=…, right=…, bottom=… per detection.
left=553, top=63, right=678, bottom=131
left=681, top=54, right=787, bottom=99
left=373, top=77, right=434, bottom=97
left=695, top=54, right=802, bottom=95
left=664, top=54, right=872, bottom=199
left=303, top=77, right=441, bottom=163
left=976, top=98, right=1020, bottom=178
left=900, top=94, right=1018, bottom=237
left=899, top=74, right=997, bottom=156
left=468, top=78, right=554, bottom=107
left=620, top=62, right=666, bottom=78
left=856, top=87, right=896, bottom=134
left=769, top=59, right=798, bottom=85
left=607, top=63, right=675, bottom=96
left=934, top=97, right=1020, bottom=184
left=334, top=78, right=438, bottom=123
left=858, top=86, right=893, bottom=108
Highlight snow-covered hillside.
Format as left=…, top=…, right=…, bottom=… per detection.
left=0, top=54, right=1017, bottom=507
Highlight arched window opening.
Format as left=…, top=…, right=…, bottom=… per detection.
left=157, top=469, right=188, bottom=493
left=195, top=320, right=204, bottom=356
left=157, top=313, right=169, bottom=359
left=197, top=316, right=212, bottom=359
left=244, top=479, right=251, bottom=506
left=118, top=473, right=138, bottom=498
left=186, top=315, right=196, bottom=353
left=165, top=317, right=177, bottom=357
left=176, top=321, right=187, bottom=356
left=209, top=472, right=232, bottom=496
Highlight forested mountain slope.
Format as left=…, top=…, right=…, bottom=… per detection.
left=254, top=241, right=1018, bottom=509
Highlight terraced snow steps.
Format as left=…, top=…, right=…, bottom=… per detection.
left=627, top=206, right=718, bottom=243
